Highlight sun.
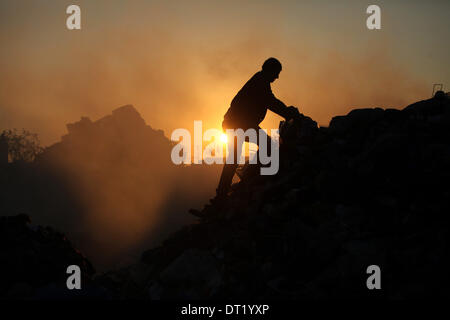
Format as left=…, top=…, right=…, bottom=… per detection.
left=220, top=133, right=228, bottom=144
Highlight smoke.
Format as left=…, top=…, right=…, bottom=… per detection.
left=0, top=0, right=430, bottom=270
left=0, top=1, right=428, bottom=145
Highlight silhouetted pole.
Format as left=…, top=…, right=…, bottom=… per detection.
left=0, top=135, right=8, bottom=165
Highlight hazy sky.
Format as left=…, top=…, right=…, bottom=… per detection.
left=1, top=0, right=449, bottom=145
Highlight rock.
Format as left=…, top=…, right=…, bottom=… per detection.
left=129, top=262, right=153, bottom=287
left=0, top=214, right=100, bottom=299
left=160, top=249, right=221, bottom=286
left=6, top=282, right=33, bottom=298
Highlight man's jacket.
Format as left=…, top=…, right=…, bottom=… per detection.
left=223, top=71, right=289, bottom=130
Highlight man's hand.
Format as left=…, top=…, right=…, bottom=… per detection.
left=268, top=98, right=300, bottom=120
left=286, top=106, right=300, bottom=120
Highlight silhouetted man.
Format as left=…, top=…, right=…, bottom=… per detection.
left=216, top=57, right=298, bottom=200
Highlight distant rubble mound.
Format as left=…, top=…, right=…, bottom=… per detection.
left=41, top=104, right=170, bottom=165
left=64, top=105, right=149, bottom=141
left=96, top=94, right=450, bottom=299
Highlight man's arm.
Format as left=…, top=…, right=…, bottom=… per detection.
left=268, top=97, right=298, bottom=120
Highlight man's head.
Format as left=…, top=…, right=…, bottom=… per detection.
left=262, top=57, right=282, bottom=83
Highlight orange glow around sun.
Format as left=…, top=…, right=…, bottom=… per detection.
left=220, top=133, right=228, bottom=144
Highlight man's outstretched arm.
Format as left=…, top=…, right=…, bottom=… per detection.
left=268, top=97, right=298, bottom=120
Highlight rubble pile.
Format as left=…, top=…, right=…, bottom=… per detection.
left=2, top=93, right=449, bottom=299
left=0, top=214, right=105, bottom=299
left=97, top=93, right=450, bottom=299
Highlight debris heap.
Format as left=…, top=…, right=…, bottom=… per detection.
left=96, top=93, right=450, bottom=299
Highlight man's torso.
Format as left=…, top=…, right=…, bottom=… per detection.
left=223, top=71, right=274, bottom=129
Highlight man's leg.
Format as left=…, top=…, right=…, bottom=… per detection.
left=216, top=163, right=238, bottom=196
left=216, top=135, right=242, bottom=197
left=238, top=127, right=272, bottom=179
left=248, top=127, right=272, bottom=169
left=256, top=126, right=272, bottom=160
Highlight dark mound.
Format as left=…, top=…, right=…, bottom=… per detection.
left=0, top=214, right=107, bottom=299
left=96, top=94, right=450, bottom=299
